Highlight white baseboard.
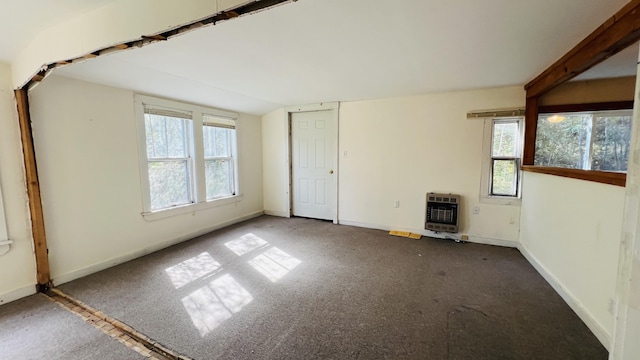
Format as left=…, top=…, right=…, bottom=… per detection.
left=338, top=219, right=389, bottom=231
left=0, top=284, right=36, bottom=306
left=425, top=231, right=518, bottom=248
left=517, top=242, right=611, bottom=350
left=53, top=210, right=264, bottom=286
left=264, top=210, right=290, bottom=217
left=337, top=219, right=517, bottom=247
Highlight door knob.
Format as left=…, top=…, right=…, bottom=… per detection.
left=329, top=170, right=334, bottom=174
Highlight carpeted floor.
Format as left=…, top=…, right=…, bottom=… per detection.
left=49, top=215, right=607, bottom=360
left=0, top=293, right=143, bottom=360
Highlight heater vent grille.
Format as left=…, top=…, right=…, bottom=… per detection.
left=425, top=192, right=460, bottom=233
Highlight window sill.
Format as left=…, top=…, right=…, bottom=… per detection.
left=479, top=195, right=521, bottom=206
left=142, top=194, right=244, bottom=221
left=522, top=166, right=626, bottom=187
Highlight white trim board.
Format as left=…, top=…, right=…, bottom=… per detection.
left=0, top=284, right=36, bottom=306
left=517, top=242, right=611, bottom=350
left=53, top=210, right=264, bottom=286
left=338, top=219, right=517, bottom=248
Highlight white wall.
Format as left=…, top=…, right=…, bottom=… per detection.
left=611, top=55, right=640, bottom=359
left=0, top=63, right=37, bottom=303
left=28, top=75, right=263, bottom=284
left=263, top=86, right=525, bottom=244
left=519, top=171, right=624, bottom=349
left=262, top=108, right=289, bottom=217
left=11, top=0, right=250, bottom=88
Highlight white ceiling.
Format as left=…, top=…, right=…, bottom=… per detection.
left=28, top=0, right=639, bottom=115
left=0, top=0, right=116, bottom=62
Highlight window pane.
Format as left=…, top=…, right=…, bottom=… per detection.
left=492, top=122, right=518, bottom=157
left=492, top=160, right=517, bottom=196
left=205, top=159, right=233, bottom=199
left=534, top=114, right=592, bottom=169
left=166, top=118, right=188, bottom=158
left=148, top=161, right=191, bottom=210
left=145, top=115, right=166, bottom=158
left=203, top=126, right=231, bottom=157
left=145, top=114, right=189, bottom=159
left=591, top=115, right=632, bottom=172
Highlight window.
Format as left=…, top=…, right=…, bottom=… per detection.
left=135, top=95, right=239, bottom=216
left=534, top=109, right=632, bottom=172
left=203, top=115, right=236, bottom=200
left=144, top=109, right=194, bottom=210
left=491, top=120, right=520, bottom=196
left=480, top=117, right=523, bottom=203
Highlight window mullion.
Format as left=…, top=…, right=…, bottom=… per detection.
left=582, top=115, right=593, bottom=170
left=490, top=158, right=496, bottom=195
left=192, top=112, right=206, bottom=204
left=231, top=128, right=238, bottom=196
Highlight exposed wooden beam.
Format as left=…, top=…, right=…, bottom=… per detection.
left=522, top=97, right=538, bottom=166
left=15, top=89, right=51, bottom=291
left=31, top=72, right=45, bottom=82
left=142, top=34, right=167, bottom=41
left=525, top=0, right=640, bottom=98
left=217, top=11, right=240, bottom=20
left=539, top=100, right=634, bottom=114
left=522, top=166, right=626, bottom=187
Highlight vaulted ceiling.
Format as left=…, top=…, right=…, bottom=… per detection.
left=3, top=0, right=636, bottom=115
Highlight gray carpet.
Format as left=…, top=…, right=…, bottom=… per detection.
left=56, top=215, right=607, bottom=359
left=0, top=293, right=142, bottom=360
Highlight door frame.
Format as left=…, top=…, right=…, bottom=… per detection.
left=285, top=102, right=339, bottom=224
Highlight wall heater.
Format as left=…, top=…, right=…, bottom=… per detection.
left=425, top=192, right=460, bottom=233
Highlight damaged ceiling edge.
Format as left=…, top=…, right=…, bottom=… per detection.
left=25, top=0, right=297, bottom=91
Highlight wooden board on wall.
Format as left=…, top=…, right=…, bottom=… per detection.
left=15, top=89, right=50, bottom=289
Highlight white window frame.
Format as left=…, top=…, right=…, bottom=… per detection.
left=202, top=115, right=238, bottom=201
left=479, top=116, right=524, bottom=205
left=135, top=95, right=241, bottom=220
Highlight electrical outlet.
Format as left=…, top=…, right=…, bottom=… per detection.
left=461, top=235, right=469, bottom=241
left=473, top=206, right=480, bottom=215
left=394, top=200, right=400, bottom=208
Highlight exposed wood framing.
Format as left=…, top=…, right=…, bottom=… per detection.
left=15, top=89, right=51, bottom=291
left=522, top=97, right=538, bottom=166
left=141, top=35, right=167, bottom=41
left=22, top=0, right=295, bottom=90
left=525, top=0, right=640, bottom=98
left=31, top=72, right=45, bottom=82
left=538, top=100, right=635, bottom=114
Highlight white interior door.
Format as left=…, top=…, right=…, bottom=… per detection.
left=291, top=110, right=335, bottom=220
